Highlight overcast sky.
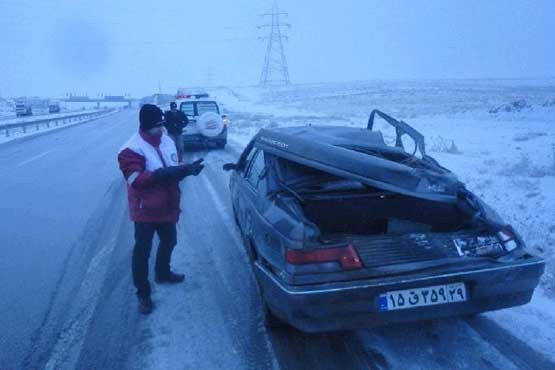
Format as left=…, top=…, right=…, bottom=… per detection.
left=1, top=0, right=554, bottom=97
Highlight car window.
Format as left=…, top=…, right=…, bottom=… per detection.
left=246, top=150, right=265, bottom=188
left=242, top=146, right=257, bottom=171
left=197, top=101, right=220, bottom=115
left=180, top=102, right=195, bottom=116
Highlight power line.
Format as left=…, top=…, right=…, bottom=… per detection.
left=258, top=1, right=291, bottom=86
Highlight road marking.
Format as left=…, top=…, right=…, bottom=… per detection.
left=198, top=170, right=244, bottom=248
left=197, top=168, right=281, bottom=370
left=44, top=236, right=118, bottom=370
left=41, top=184, right=126, bottom=370
left=15, top=149, right=55, bottom=168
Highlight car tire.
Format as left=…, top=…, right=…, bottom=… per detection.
left=232, top=206, right=240, bottom=228
left=262, top=302, right=285, bottom=328
left=246, top=239, right=287, bottom=329
left=245, top=238, right=257, bottom=264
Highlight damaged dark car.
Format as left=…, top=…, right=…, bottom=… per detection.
left=223, top=110, right=545, bottom=333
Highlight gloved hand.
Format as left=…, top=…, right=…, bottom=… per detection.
left=153, top=166, right=185, bottom=182
left=179, top=158, right=204, bottom=179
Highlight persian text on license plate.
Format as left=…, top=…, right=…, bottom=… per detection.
left=379, top=283, right=467, bottom=311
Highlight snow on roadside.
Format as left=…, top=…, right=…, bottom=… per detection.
left=0, top=108, right=103, bottom=125
left=485, top=290, right=555, bottom=362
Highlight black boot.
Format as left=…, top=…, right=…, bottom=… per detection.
left=138, top=296, right=154, bottom=315
left=155, top=271, right=185, bottom=284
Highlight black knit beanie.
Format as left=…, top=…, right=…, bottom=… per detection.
left=139, top=104, right=164, bottom=130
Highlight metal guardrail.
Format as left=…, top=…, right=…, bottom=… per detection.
left=0, top=110, right=113, bottom=137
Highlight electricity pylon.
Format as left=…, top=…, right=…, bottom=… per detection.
left=258, top=1, right=291, bottom=86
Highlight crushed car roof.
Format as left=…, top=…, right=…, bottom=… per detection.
left=254, top=125, right=463, bottom=203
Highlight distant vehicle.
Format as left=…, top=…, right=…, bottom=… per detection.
left=48, top=101, right=61, bottom=114
left=223, top=109, right=545, bottom=332
left=176, top=88, right=210, bottom=100
left=15, top=100, right=33, bottom=117
left=177, top=94, right=228, bottom=149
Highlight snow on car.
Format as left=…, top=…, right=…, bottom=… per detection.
left=176, top=93, right=228, bottom=149
left=223, top=109, right=545, bottom=333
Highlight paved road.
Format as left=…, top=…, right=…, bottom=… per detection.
left=1, top=109, right=553, bottom=370
left=0, top=110, right=137, bottom=369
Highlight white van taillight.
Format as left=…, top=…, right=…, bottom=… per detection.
left=286, top=245, right=363, bottom=270
left=497, top=227, right=519, bottom=252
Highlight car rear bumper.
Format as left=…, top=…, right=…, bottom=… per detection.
left=254, top=257, right=545, bottom=332
left=183, top=127, right=227, bottom=146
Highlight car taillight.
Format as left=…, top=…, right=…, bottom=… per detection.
left=222, top=116, right=229, bottom=126
left=286, top=245, right=363, bottom=270
left=497, top=226, right=519, bottom=252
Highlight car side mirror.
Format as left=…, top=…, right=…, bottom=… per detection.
left=223, top=163, right=238, bottom=171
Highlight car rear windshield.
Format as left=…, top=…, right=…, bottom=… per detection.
left=197, top=101, right=220, bottom=115
left=180, top=102, right=195, bottom=116
left=275, top=157, right=367, bottom=193
left=180, top=101, right=220, bottom=116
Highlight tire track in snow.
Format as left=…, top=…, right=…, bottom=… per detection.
left=465, top=316, right=555, bottom=370
left=198, top=148, right=280, bottom=370
left=196, top=147, right=378, bottom=370
left=22, top=179, right=128, bottom=370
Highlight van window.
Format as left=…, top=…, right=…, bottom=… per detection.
left=179, top=102, right=195, bottom=116
left=197, top=101, right=220, bottom=115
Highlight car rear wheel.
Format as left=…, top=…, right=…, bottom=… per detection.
left=246, top=239, right=287, bottom=328
left=262, top=302, right=285, bottom=327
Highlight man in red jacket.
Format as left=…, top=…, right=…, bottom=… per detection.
left=118, top=104, right=204, bottom=314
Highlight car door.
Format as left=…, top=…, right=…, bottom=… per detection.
left=236, top=148, right=266, bottom=240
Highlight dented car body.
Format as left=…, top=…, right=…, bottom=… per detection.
left=224, top=110, right=545, bottom=332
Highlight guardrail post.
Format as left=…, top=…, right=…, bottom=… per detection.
left=4, top=128, right=9, bottom=137
left=23, top=125, right=27, bottom=134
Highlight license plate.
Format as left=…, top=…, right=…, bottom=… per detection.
left=379, top=283, right=467, bottom=311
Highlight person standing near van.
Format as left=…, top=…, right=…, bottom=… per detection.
left=164, top=102, right=188, bottom=163
left=118, top=104, right=203, bottom=314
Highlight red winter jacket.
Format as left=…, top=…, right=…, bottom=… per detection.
left=118, top=130, right=181, bottom=223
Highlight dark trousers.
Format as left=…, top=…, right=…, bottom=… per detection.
left=169, top=133, right=184, bottom=163
left=132, top=222, right=177, bottom=298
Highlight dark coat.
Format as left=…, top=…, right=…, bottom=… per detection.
left=164, top=110, right=188, bottom=135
